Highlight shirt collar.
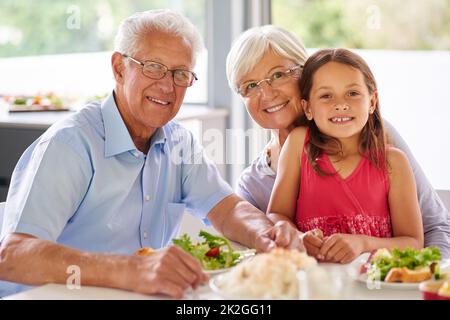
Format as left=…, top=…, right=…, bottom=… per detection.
left=151, top=125, right=167, bottom=148
left=101, top=92, right=137, bottom=157
left=101, top=92, right=167, bottom=157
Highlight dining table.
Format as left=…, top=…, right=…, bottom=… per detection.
left=4, top=253, right=433, bottom=300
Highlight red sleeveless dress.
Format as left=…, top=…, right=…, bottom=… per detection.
left=295, top=129, right=393, bottom=237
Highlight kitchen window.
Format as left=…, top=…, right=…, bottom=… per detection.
left=272, top=0, right=450, bottom=189
left=0, top=0, right=207, bottom=104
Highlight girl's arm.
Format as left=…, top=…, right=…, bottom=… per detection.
left=319, top=148, right=424, bottom=264
left=266, top=127, right=306, bottom=227
left=371, top=147, right=424, bottom=250
left=356, top=147, right=424, bottom=252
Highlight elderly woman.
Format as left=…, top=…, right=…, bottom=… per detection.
left=226, top=25, right=450, bottom=258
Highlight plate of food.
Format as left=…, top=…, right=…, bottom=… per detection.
left=4, top=93, right=69, bottom=112
left=172, top=230, right=255, bottom=274
left=202, top=249, right=256, bottom=275
left=134, top=231, right=255, bottom=275
left=356, top=247, right=444, bottom=290
left=209, top=248, right=318, bottom=299
left=419, top=278, right=450, bottom=300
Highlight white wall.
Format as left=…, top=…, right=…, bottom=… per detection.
left=360, top=49, right=450, bottom=190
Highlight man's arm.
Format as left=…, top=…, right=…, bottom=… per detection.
left=207, top=194, right=305, bottom=252
left=180, top=129, right=304, bottom=252
left=0, top=233, right=207, bottom=298
left=0, top=233, right=127, bottom=288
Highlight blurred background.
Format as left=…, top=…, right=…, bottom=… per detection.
left=0, top=0, right=449, bottom=198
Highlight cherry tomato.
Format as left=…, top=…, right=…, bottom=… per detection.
left=205, top=247, right=220, bottom=257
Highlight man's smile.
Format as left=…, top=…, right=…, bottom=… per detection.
left=146, top=95, right=171, bottom=106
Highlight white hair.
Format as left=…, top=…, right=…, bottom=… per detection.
left=226, top=25, right=309, bottom=92
left=114, top=9, right=203, bottom=65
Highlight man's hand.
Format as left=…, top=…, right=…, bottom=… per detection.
left=317, top=234, right=366, bottom=264
left=303, top=228, right=324, bottom=258
left=127, top=245, right=208, bottom=298
left=255, top=221, right=305, bottom=253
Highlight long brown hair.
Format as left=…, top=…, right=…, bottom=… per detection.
left=299, top=48, right=387, bottom=175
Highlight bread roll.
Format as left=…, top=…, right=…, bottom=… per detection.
left=135, top=247, right=155, bottom=256
left=384, top=267, right=432, bottom=283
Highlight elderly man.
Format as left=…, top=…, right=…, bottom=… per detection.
left=0, top=10, right=303, bottom=298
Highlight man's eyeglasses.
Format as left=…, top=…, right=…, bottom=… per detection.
left=122, top=54, right=198, bottom=87
left=237, top=65, right=303, bottom=98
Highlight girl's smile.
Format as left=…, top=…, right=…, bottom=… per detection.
left=329, top=116, right=355, bottom=124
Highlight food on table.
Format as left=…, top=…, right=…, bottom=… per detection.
left=214, top=248, right=317, bottom=299
left=365, top=247, right=441, bottom=283
left=419, top=279, right=450, bottom=300
left=11, top=97, right=27, bottom=105
left=384, top=266, right=432, bottom=283
left=172, top=230, right=241, bottom=270
left=4, top=92, right=65, bottom=111
left=438, top=281, right=450, bottom=298
left=135, top=247, right=155, bottom=256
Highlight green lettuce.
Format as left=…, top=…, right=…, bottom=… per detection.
left=173, top=230, right=241, bottom=270
left=367, top=247, right=441, bottom=281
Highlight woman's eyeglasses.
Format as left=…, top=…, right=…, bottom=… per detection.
left=238, top=65, right=303, bottom=98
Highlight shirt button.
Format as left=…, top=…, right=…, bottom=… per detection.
left=145, top=195, right=151, bottom=201
left=143, top=231, right=148, bottom=239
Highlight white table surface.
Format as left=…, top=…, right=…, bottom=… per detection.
left=3, top=277, right=422, bottom=301
left=4, top=255, right=426, bottom=300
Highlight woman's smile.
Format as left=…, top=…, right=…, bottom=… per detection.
left=264, top=101, right=289, bottom=113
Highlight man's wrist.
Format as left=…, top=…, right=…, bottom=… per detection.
left=83, top=253, right=134, bottom=290
left=111, top=255, right=137, bottom=291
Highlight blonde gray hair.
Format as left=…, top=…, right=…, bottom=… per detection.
left=226, top=25, right=308, bottom=92
left=114, top=9, right=203, bottom=65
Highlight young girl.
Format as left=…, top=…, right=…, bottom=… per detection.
left=267, top=48, right=424, bottom=264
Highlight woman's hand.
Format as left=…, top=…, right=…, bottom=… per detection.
left=317, top=234, right=367, bottom=264
left=302, top=228, right=324, bottom=258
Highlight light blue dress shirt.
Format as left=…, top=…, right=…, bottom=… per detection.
left=0, top=93, right=233, bottom=296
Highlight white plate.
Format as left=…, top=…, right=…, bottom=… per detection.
left=210, top=273, right=295, bottom=299
left=354, top=259, right=450, bottom=290
left=203, top=249, right=256, bottom=275
left=205, top=268, right=234, bottom=276
left=209, top=275, right=232, bottom=299
left=356, top=273, right=420, bottom=290
left=209, top=274, right=256, bottom=299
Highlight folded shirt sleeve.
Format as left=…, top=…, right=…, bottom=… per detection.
left=1, top=133, right=92, bottom=243
left=179, top=131, right=234, bottom=222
